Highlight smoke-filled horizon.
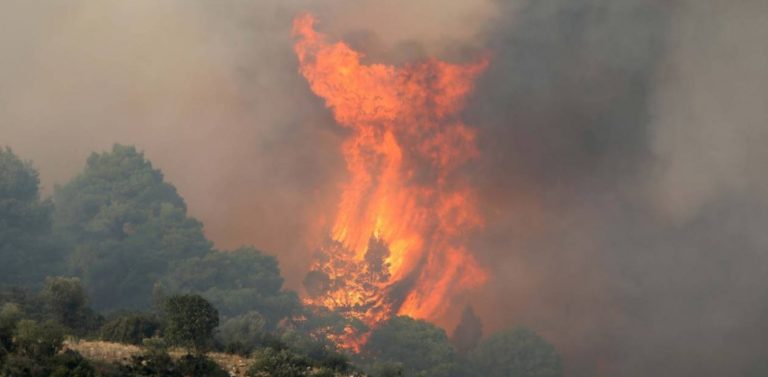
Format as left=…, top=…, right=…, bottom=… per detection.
left=2, top=1, right=768, bottom=376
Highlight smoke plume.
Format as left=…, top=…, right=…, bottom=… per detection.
left=2, top=0, right=768, bottom=376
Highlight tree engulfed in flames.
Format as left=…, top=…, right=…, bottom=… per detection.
left=293, top=14, right=488, bottom=349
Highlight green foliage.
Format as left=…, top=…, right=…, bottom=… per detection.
left=120, top=338, right=226, bottom=377
left=367, top=362, right=403, bottom=377
left=160, top=246, right=301, bottom=326
left=216, top=311, right=266, bottom=355
left=41, top=277, right=99, bottom=334
left=0, top=286, right=45, bottom=322
left=13, top=319, right=64, bottom=359
left=0, top=147, right=62, bottom=286
left=0, top=145, right=570, bottom=377
left=469, top=327, right=563, bottom=377
left=283, top=305, right=367, bottom=359
left=49, top=349, right=97, bottom=377
left=175, top=354, right=229, bottom=377
left=54, top=144, right=212, bottom=310
left=0, top=302, right=23, bottom=352
left=247, top=347, right=312, bottom=377
left=0, top=287, right=97, bottom=377
left=316, top=352, right=353, bottom=374
left=2, top=354, right=47, bottom=377
left=100, top=313, right=161, bottom=345
left=164, top=294, right=219, bottom=355
left=279, top=329, right=345, bottom=369
left=363, top=316, right=460, bottom=377
left=247, top=346, right=352, bottom=377
left=119, top=338, right=180, bottom=377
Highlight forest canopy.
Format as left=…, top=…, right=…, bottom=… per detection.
left=0, top=145, right=563, bottom=377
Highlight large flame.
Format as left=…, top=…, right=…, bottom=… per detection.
left=293, top=14, right=488, bottom=348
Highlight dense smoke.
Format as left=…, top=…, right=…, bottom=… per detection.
left=2, top=1, right=768, bottom=376
left=467, top=1, right=768, bottom=376
left=0, top=0, right=493, bottom=287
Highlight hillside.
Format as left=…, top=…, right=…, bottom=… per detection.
left=65, top=340, right=251, bottom=377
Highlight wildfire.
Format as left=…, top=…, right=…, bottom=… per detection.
left=293, top=14, right=488, bottom=349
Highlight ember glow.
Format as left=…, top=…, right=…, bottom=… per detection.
left=293, top=14, right=488, bottom=348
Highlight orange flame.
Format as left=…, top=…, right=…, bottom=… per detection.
left=293, top=14, right=488, bottom=349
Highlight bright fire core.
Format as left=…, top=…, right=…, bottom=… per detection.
left=293, top=14, right=488, bottom=347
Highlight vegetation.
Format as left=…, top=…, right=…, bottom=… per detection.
left=99, top=313, right=161, bottom=345
left=53, top=145, right=212, bottom=311
left=159, top=246, right=301, bottom=326
left=362, top=316, right=460, bottom=377
left=451, top=306, right=482, bottom=356
left=469, top=327, right=563, bottom=377
left=0, top=147, right=63, bottom=286
left=41, top=277, right=100, bottom=335
left=164, top=294, right=219, bottom=355
left=216, top=311, right=267, bottom=355
left=1, top=318, right=97, bottom=377
left=0, top=145, right=565, bottom=377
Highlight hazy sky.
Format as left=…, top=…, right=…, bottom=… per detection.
left=2, top=1, right=768, bottom=376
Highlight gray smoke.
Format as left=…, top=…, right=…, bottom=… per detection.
left=2, top=1, right=768, bottom=376
left=0, top=0, right=493, bottom=289
left=465, top=1, right=768, bottom=376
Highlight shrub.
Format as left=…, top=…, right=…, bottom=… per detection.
left=176, top=354, right=228, bottom=377
left=14, top=319, right=64, bottom=359
left=163, top=294, right=219, bottom=354
left=100, top=313, right=161, bottom=345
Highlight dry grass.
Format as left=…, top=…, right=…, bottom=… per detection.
left=65, top=339, right=142, bottom=365
left=203, top=352, right=251, bottom=377
left=65, top=339, right=252, bottom=377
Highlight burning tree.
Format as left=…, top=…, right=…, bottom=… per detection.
left=293, top=14, right=488, bottom=349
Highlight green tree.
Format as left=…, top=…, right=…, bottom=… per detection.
left=119, top=337, right=180, bottom=377
left=0, top=303, right=23, bottom=353
left=469, top=327, right=562, bottom=377
left=48, top=349, right=97, bottom=377
left=14, top=320, right=65, bottom=359
left=41, top=277, right=99, bottom=333
left=2, top=354, right=46, bottom=377
left=53, top=144, right=212, bottom=310
left=160, top=246, right=300, bottom=327
left=164, top=294, right=219, bottom=355
left=216, top=311, right=267, bottom=355
left=99, top=313, right=161, bottom=345
left=0, top=147, right=62, bottom=286
left=451, top=306, right=482, bottom=355
left=363, top=316, right=460, bottom=377
left=175, top=354, right=229, bottom=377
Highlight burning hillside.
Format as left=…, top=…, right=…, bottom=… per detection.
left=292, top=14, right=488, bottom=348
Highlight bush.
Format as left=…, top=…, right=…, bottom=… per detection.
left=469, top=327, right=562, bottom=377
left=14, top=319, right=64, bottom=359
left=49, top=349, right=97, bottom=377
left=100, top=313, right=161, bottom=345
left=216, top=311, right=266, bottom=356
left=363, top=316, right=459, bottom=377
left=368, top=362, right=404, bottom=377
left=164, top=294, right=219, bottom=354
left=0, top=302, right=23, bottom=352
left=42, top=277, right=101, bottom=335
left=176, top=354, right=228, bottom=377
left=247, top=347, right=312, bottom=377
left=1, top=349, right=95, bottom=377
left=160, top=247, right=300, bottom=326
left=2, top=354, right=46, bottom=376
left=120, top=338, right=179, bottom=377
